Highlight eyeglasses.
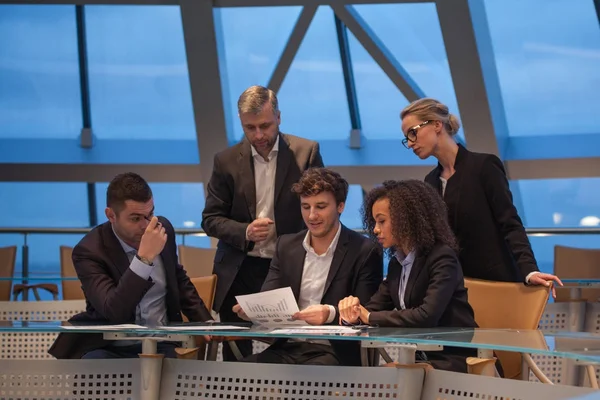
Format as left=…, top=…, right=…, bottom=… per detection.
left=402, top=120, right=432, bottom=149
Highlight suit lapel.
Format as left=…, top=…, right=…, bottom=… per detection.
left=239, top=141, right=257, bottom=220
left=322, top=225, right=349, bottom=297
left=388, top=258, right=402, bottom=309
left=289, top=234, right=307, bottom=300
left=404, top=253, right=426, bottom=308
left=274, top=134, right=292, bottom=205
left=102, top=223, right=133, bottom=277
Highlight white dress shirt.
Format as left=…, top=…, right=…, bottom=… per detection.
left=246, top=135, right=279, bottom=259
left=298, top=223, right=342, bottom=324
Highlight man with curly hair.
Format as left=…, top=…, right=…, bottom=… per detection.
left=233, top=168, right=383, bottom=365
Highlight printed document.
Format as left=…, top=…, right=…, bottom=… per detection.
left=236, top=287, right=307, bottom=326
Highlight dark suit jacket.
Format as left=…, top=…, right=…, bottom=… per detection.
left=262, top=225, right=383, bottom=365
left=49, top=217, right=212, bottom=359
left=202, top=133, right=324, bottom=312
left=366, top=243, right=477, bottom=372
left=425, top=144, right=538, bottom=282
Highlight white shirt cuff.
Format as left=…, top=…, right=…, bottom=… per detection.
left=325, top=305, right=336, bottom=324
left=525, top=271, right=540, bottom=284
left=245, top=224, right=251, bottom=241
left=130, top=256, right=154, bottom=280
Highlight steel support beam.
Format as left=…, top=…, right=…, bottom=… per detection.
left=334, top=13, right=362, bottom=148
left=180, top=0, right=230, bottom=193
left=331, top=4, right=425, bottom=102
left=268, top=5, right=317, bottom=93
left=435, top=0, right=508, bottom=157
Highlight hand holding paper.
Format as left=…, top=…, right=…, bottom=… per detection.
left=235, top=287, right=307, bottom=327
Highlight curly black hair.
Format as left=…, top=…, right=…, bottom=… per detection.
left=362, top=180, right=457, bottom=255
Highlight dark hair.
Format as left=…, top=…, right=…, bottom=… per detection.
left=291, top=168, right=349, bottom=205
left=106, top=172, right=152, bottom=213
left=362, top=180, right=457, bottom=255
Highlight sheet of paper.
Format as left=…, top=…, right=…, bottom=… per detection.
left=236, top=287, right=306, bottom=326
left=161, top=325, right=249, bottom=331
left=62, top=324, right=147, bottom=330
left=270, top=326, right=358, bottom=335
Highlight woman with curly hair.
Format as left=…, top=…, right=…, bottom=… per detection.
left=338, top=179, right=477, bottom=372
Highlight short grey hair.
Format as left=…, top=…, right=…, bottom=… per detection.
left=237, top=85, right=279, bottom=115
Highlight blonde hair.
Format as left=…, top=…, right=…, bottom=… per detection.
left=237, top=85, right=279, bottom=115
left=400, top=98, right=461, bottom=136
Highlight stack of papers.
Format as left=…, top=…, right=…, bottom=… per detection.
left=161, top=325, right=249, bottom=331
left=270, top=326, right=358, bottom=335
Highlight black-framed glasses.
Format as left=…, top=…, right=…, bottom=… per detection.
left=402, top=120, right=432, bottom=149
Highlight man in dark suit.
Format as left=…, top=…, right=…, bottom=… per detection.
left=202, top=85, right=324, bottom=360
left=233, top=168, right=383, bottom=365
left=49, top=172, right=212, bottom=359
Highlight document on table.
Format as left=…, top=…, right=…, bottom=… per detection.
left=161, top=325, right=249, bottom=331
left=236, top=287, right=307, bottom=326
left=62, top=324, right=147, bottom=330
left=270, top=326, right=358, bottom=335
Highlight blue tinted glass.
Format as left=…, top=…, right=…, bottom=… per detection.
left=96, top=182, right=205, bottom=229
left=0, top=183, right=89, bottom=227
left=340, top=185, right=364, bottom=229
left=0, top=5, right=81, bottom=139
left=86, top=6, right=195, bottom=140
left=277, top=6, right=351, bottom=140
left=485, top=0, right=600, bottom=136
left=352, top=3, right=462, bottom=140
left=511, top=178, right=600, bottom=228
left=215, top=6, right=301, bottom=142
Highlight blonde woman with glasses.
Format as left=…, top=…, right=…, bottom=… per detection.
left=399, top=98, right=561, bottom=295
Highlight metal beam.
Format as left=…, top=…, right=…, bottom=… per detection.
left=75, top=5, right=98, bottom=226
left=0, top=0, right=430, bottom=5
left=4, top=158, right=600, bottom=182
left=331, top=4, right=425, bottom=102
left=435, top=0, right=508, bottom=157
left=334, top=14, right=361, bottom=131
left=180, top=0, right=230, bottom=193
left=268, top=5, right=317, bottom=93
left=0, top=164, right=203, bottom=182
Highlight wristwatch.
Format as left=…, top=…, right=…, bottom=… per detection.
left=136, top=254, right=154, bottom=266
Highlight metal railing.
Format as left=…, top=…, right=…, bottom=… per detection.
left=1, top=226, right=599, bottom=300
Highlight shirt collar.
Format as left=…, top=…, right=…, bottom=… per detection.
left=302, top=222, right=342, bottom=257
left=112, top=225, right=137, bottom=255
left=394, top=249, right=416, bottom=267
left=251, top=134, right=280, bottom=160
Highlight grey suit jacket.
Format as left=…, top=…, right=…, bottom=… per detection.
left=201, top=133, right=324, bottom=311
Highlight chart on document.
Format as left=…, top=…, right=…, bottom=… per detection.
left=236, top=287, right=307, bottom=326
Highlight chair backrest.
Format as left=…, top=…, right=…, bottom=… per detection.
left=464, top=278, right=551, bottom=380
left=178, top=245, right=216, bottom=278
left=181, top=275, right=217, bottom=323
left=554, top=245, right=600, bottom=302
left=0, top=246, right=17, bottom=301
left=60, top=246, right=85, bottom=300
left=191, top=275, right=217, bottom=312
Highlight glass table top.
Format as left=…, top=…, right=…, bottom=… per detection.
left=3, top=321, right=600, bottom=364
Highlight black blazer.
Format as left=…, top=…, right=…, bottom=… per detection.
left=366, top=243, right=477, bottom=372
left=202, top=133, right=324, bottom=312
left=262, top=225, right=383, bottom=365
left=49, top=217, right=212, bottom=359
left=425, top=144, right=538, bottom=282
